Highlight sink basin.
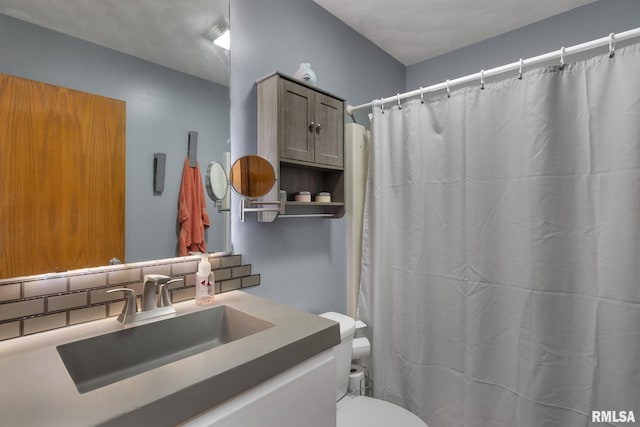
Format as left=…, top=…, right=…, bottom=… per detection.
left=57, top=305, right=274, bottom=394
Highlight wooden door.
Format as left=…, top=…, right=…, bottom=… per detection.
left=313, top=93, right=344, bottom=167
left=279, top=78, right=314, bottom=163
left=0, top=73, right=125, bottom=278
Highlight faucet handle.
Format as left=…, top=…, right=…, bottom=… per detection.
left=106, top=288, right=137, bottom=324
left=156, top=278, right=183, bottom=307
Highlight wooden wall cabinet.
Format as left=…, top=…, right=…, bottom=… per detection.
left=257, top=73, right=345, bottom=220
left=278, top=77, right=344, bottom=168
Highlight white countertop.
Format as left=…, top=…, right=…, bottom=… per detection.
left=0, top=291, right=340, bottom=427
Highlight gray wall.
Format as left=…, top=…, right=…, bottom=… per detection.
left=230, top=0, right=405, bottom=313
left=0, top=14, right=230, bottom=263
left=407, top=0, right=640, bottom=89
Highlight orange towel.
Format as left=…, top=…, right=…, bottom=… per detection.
left=178, top=157, right=210, bottom=256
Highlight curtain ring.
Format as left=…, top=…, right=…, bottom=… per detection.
left=609, top=33, right=616, bottom=58
left=396, top=93, right=402, bottom=110
left=446, top=79, right=451, bottom=98
left=559, top=46, right=566, bottom=70
left=420, top=86, right=424, bottom=104
left=372, top=98, right=383, bottom=114
left=380, top=97, right=385, bottom=114
left=518, top=58, right=524, bottom=80
left=480, top=69, right=485, bottom=90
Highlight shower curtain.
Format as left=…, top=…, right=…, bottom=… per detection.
left=359, top=42, right=640, bottom=427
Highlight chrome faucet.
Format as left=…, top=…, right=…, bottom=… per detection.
left=142, top=274, right=163, bottom=311
left=107, top=274, right=183, bottom=325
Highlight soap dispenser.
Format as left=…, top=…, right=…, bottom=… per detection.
left=195, top=252, right=215, bottom=305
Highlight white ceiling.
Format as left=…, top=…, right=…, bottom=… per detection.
left=0, top=0, right=596, bottom=86
left=0, top=0, right=229, bottom=86
left=313, top=0, right=596, bottom=65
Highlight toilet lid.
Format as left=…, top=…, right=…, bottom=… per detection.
left=337, top=396, right=428, bottom=427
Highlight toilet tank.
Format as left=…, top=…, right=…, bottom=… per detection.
left=319, top=312, right=356, bottom=401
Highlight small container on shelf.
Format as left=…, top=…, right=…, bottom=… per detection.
left=315, top=192, right=331, bottom=203
left=279, top=190, right=287, bottom=203
left=294, top=191, right=311, bottom=202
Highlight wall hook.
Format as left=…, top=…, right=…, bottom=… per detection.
left=153, top=153, right=166, bottom=193
left=188, top=131, right=198, bottom=167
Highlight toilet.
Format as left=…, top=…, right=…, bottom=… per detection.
left=320, top=312, right=428, bottom=427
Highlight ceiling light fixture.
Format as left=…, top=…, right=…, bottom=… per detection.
left=206, top=22, right=230, bottom=50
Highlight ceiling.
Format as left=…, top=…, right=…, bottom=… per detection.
left=313, top=0, right=596, bottom=65
left=0, top=0, right=229, bottom=86
left=0, top=0, right=596, bottom=86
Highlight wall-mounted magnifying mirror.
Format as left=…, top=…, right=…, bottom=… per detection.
left=206, top=160, right=229, bottom=205
left=230, top=155, right=276, bottom=199
left=231, top=155, right=280, bottom=222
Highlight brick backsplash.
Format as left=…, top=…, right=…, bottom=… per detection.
left=0, top=253, right=260, bottom=341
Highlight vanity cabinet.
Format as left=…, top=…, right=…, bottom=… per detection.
left=183, top=350, right=336, bottom=427
left=257, top=72, right=345, bottom=219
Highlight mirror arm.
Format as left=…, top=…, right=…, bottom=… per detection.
left=239, top=199, right=283, bottom=223
left=215, top=198, right=231, bottom=212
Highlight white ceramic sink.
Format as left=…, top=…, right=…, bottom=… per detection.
left=57, top=305, right=274, bottom=393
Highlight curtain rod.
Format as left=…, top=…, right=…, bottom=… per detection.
left=346, top=27, right=640, bottom=115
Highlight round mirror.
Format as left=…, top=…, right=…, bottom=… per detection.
left=230, top=155, right=276, bottom=199
left=205, top=161, right=229, bottom=201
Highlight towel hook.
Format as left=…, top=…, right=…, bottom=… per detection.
left=518, top=58, right=524, bottom=80
left=559, top=47, right=566, bottom=70
left=420, top=86, right=425, bottom=104
left=446, top=79, right=451, bottom=98
left=187, top=131, right=198, bottom=167
left=609, top=33, right=616, bottom=58
left=396, top=93, right=402, bottom=110
left=480, top=69, right=485, bottom=90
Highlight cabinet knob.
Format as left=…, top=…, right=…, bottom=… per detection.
left=309, top=121, right=315, bottom=132
left=315, top=123, right=321, bottom=134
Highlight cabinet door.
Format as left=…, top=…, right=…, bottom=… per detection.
left=279, top=79, right=314, bottom=163
left=313, top=93, right=344, bottom=167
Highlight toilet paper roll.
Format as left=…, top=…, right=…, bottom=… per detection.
left=352, top=337, right=371, bottom=359
left=348, top=364, right=365, bottom=394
